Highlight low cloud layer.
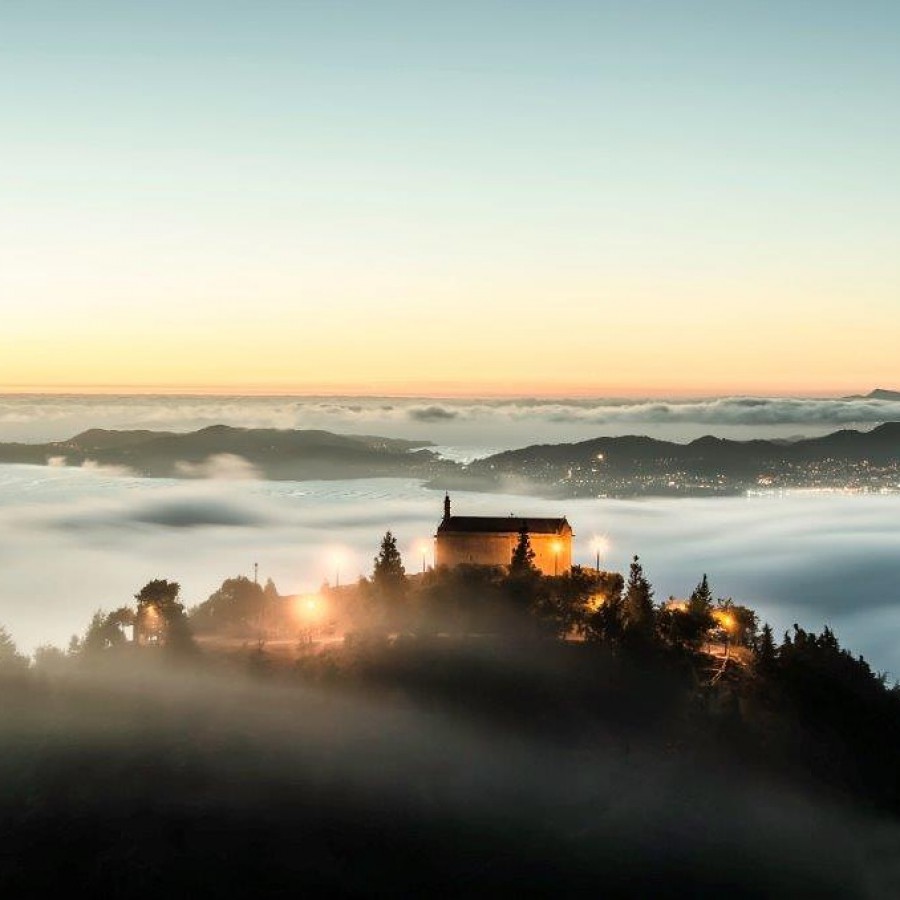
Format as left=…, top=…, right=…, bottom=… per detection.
left=0, top=464, right=898, bottom=681
left=174, top=453, right=262, bottom=480
left=2, top=393, right=899, bottom=452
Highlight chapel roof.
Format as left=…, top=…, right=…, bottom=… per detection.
left=437, top=516, right=571, bottom=535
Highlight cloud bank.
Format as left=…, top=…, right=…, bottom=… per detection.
left=0, top=465, right=899, bottom=682
left=2, top=393, right=900, bottom=455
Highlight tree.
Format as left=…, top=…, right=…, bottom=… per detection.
left=533, top=565, right=595, bottom=638
left=583, top=571, right=626, bottom=644
left=191, top=576, right=265, bottom=634
left=669, top=574, right=716, bottom=649
left=81, top=607, right=133, bottom=656
left=373, top=531, right=406, bottom=591
left=32, top=644, right=68, bottom=674
left=622, top=555, right=655, bottom=639
left=716, top=597, right=758, bottom=648
left=0, top=626, right=28, bottom=675
left=688, top=574, right=713, bottom=617
left=134, top=579, right=194, bottom=654
left=509, top=523, right=537, bottom=576
left=372, top=532, right=408, bottom=626
left=756, top=622, right=777, bottom=674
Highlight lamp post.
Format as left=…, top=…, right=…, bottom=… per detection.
left=552, top=541, right=562, bottom=576
left=590, top=537, right=609, bottom=572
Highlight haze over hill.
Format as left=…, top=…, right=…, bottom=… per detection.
left=3, top=421, right=900, bottom=497
left=3, top=392, right=900, bottom=450
left=442, top=422, right=900, bottom=498
left=0, top=426, right=447, bottom=481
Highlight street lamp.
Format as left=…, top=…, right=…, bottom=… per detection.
left=590, top=536, right=609, bottom=572
left=418, top=542, right=430, bottom=574
left=552, top=540, right=562, bottom=576
left=331, top=551, right=344, bottom=588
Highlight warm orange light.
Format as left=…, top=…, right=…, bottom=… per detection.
left=552, top=541, right=562, bottom=554
left=294, top=594, right=324, bottom=620
left=713, top=609, right=736, bottom=631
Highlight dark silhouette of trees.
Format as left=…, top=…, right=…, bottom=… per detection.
left=32, top=644, right=67, bottom=674
left=658, top=574, right=715, bottom=650
left=191, top=576, right=266, bottom=633
left=0, top=626, right=28, bottom=675
left=134, top=580, right=194, bottom=655
left=81, top=607, right=134, bottom=656
left=756, top=623, right=777, bottom=673
left=715, top=597, right=757, bottom=648
left=531, top=565, right=595, bottom=638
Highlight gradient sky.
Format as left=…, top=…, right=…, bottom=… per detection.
left=1, top=1, right=898, bottom=396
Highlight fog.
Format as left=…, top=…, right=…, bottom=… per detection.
left=2, top=463, right=899, bottom=679
left=5, top=655, right=899, bottom=896
left=2, top=393, right=900, bottom=454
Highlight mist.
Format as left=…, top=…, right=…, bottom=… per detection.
left=2, top=463, right=899, bottom=680
left=3, top=648, right=900, bottom=897
left=2, top=393, right=900, bottom=454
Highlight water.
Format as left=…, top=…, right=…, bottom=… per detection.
left=1, top=463, right=899, bottom=677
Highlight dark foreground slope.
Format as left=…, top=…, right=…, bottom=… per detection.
left=0, top=425, right=454, bottom=480
left=2, top=643, right=899, bottom=899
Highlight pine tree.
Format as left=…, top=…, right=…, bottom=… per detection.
left=622, top=555, right=655, bottom=638
left=372, top=531, right=408, bottom=615
left=373, top=531, right=406, bottom=585
left=509, top=523, right=537, bottom=576
left=756, top=622, right=777, bottom=673
left=688, top=574, right=713, bottom=616
left=0, top=625, right=28, bottom=674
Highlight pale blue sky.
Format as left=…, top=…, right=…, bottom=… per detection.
left=1, top=1, right=898, bottom=393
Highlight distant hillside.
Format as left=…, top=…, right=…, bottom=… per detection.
left=843, top=388, right=900, bottom=401
left=0, top=426, right=455, bottom=481
left=433, top=423, right=900, bottom=497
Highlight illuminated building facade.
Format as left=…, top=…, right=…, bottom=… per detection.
left=434, top=494, right=573, bottom=575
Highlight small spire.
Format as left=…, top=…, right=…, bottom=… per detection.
left=443, top=492, right=451, bottom=520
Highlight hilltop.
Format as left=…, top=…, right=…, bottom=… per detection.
left=843, top=388, right=900, bottom=401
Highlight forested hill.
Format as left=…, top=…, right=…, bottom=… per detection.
left=437, top=422, right=900, bottom=497
left=0, top=425, right=455, bottom=481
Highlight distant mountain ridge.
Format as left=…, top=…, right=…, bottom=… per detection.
left=2, top=422, right=900, bottom=495
left=434, top=422, right=900, bottom=497
left=0, top=425, right=449, bottom=481
left=842, top=388, right=900, bottom=401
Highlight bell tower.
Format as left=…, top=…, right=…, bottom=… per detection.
left=443, top=492, right=451, bottom=521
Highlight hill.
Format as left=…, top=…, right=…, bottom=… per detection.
left=436, top=422, right=900, bottom=497
left=0, top=426, right=455, bottom=481
left=843, top=388, right=900, bottom=401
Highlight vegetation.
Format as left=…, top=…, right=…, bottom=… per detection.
left=4, top=533, right=900, bottom=895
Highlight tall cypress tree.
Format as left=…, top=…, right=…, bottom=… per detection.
left=623, top=555, right=655, bottom=638
left=509, top=523, right=537, bottom=576
left=756, top=622, right=777, bottom=674
left=373, top=531, right=408, bottom=607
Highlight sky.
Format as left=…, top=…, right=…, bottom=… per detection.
left=1, top=1, right=898, bottom=396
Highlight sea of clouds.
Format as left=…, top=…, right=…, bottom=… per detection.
left=1, top=464, right=899, bottom=678
left=2, top=393, right=900, bottom=454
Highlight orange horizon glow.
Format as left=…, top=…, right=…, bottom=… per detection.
left=0, top=381, right=874, bottom=400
